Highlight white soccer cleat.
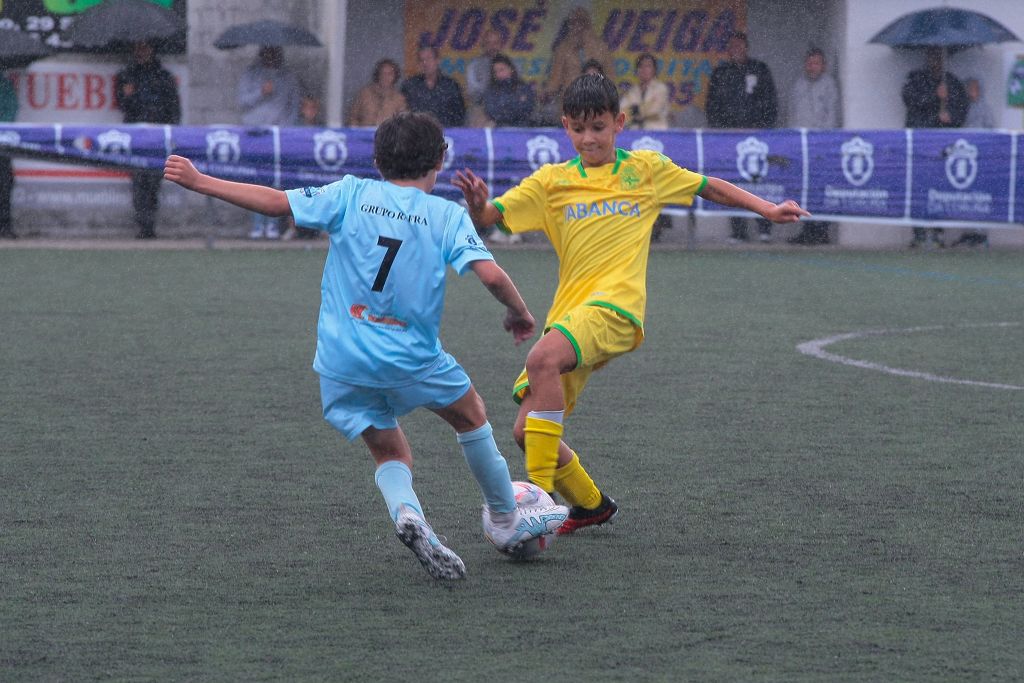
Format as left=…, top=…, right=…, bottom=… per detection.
left=394, top=506, right=466, bottom=580
left=482, top=504, right=569, bottom=553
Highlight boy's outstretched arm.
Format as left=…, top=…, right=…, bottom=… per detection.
left=164, top=155, right=292, bottom=217
left=468, top=259, right=536, bottom=345
left=699, top=176, right=810, bottom=223
left=453, top=169, right=501, bottom=230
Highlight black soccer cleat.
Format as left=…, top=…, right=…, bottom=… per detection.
left=556, top=493, right=618, bottom=535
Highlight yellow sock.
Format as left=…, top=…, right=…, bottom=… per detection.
left=554, top=451, right=602, bottom=510
left=524, top=416, right=563, bottom=493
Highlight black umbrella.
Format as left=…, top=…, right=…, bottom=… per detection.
left=62, top=0, right=186, bottom=49
left=869, top=7, right=1019, bottom=48
left=0, top=28, right=53, bottom=70
left=214, top=20, right=322, bottom=49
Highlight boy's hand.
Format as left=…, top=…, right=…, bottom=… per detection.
left=763, top=199, right=811, bottom=224
left=503, top=308, right=536, bottom=345
left=164, top=155, right=202, bottom=190
left=453, top=169, right=490, bottom=213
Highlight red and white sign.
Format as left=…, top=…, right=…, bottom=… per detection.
left=8, top=59, right=188, bottom=183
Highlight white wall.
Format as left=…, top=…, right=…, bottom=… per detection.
left=839, top=0, right=1024, bottom=130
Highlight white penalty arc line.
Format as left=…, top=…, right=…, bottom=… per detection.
left=797, top=323, right=1024, bottom=391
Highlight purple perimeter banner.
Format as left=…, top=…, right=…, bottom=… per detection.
left=0, top=124, right=1020, bottom=225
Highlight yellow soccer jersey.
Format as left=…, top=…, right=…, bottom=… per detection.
left=492, top=148, right=706, bottom=328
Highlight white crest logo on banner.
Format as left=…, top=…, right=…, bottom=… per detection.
left=97, top=129, right=132, bottom=156
left=313, top=131, right=347, bottom=171
left=527, top=135, right=560, bottom=170
left=945, top=138, right=978, bottom=190
left=631, top=135, right=664, bottom=153
left=841, top=136, right=874, bottom=187
left=736, top=136, right=769, bottom=181
left=206, top=130, right=241, bottom=164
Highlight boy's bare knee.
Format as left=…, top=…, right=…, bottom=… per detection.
left=435, top=387, right=488, bottom=432
left=525, top=349, right=559, bottom=379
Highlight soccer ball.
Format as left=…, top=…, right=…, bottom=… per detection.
left=507, top=480, right=556, bottom=561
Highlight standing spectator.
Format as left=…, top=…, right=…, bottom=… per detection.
left=902, top=47, right=968, bottom=248
left=621, top=53, right=670, bottom=131
left=706, top=32, right=778, bottom=244
left=964, top=77, right=995, bottom=128
left=620, top=53, right=672, bottom=241
left=952, top=77, right=994, bottom=247
left=238, top=45, right=300, bottom=240
left=114, top=41, right=181, bottom=240
left=347, top=58, right=407, bottom=127
left=0, top=69, right=17, bottom=239
left=538, top=8, right=611, bottom=125
left=787, top=47, right=840, bottom=245
left=401, top=46, right=466, bottom=127
left=482, top=54, right=535, bottom=127
left=466, top=28, right=503, bottom=125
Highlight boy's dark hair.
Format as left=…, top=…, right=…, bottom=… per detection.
left=373, top=111, right=448, bottom=180
left=580, top=58, right=605, bottom=76
left=562, top=73, right=620, bottom=119
left=729, top=31, right=748, bottom=45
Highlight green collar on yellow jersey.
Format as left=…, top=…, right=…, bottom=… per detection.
left=566, top=148, right=631, bottom=178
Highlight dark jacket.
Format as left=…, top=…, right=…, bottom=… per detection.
left=483, top=80, right=535, bottom=127
left=901, top=69, right=968, bottom=128
left=705, top=58, right=777, bottom=128
left=401, top=74, right=466, bottom=127
left=114, top=59, right=181, bottom=124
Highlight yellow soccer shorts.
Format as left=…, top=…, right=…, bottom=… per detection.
left=513, top=304, right=644, bottom=414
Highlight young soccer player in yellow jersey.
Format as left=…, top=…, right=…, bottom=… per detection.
left=453, top=74, right=810, bottom=534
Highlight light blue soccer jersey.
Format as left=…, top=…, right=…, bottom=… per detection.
left=286, top=175, right=494, bottom=387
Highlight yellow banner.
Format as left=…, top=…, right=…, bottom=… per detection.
left=404, top=0, right=746, bottom=113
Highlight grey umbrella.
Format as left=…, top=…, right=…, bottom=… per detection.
left=869, top=7, right=1019, bottom=48
left=869, top=7, right=1020, bottom=80
left=214, top=20, right=322, bottom=49
left=0, top=28, right=53, bottom=70
left=62, top=0, right=186, bottom=49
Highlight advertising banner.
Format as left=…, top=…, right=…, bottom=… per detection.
left=1, top=124, right=1022, bottom=226
left=700, top=129, right=803, bottom=214
left=434, top=128, right=492, bottom=197
left=910, top=130, right=1012, bottom=224
left=404, top=0, right=745, bottom=113
left=806, top=130, right=907, bottom=219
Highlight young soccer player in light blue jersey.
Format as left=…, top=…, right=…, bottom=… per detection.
left=164, top=112, right=568, bottom=581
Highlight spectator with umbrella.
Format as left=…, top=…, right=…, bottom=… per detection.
left=237, top=46, right=300, bottom=240
left=214, top=20, right=321, bottom=240
left=62, top=0, right=185, bottom=239
left=114, top=40, right=181, bottom=240
left=870, top=6, right=1019, bottom=249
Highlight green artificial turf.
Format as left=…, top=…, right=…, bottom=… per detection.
left=1, top=247, right=1022, bottom=681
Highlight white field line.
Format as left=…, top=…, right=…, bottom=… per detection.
left=796, top=323, right=1024, bottom=390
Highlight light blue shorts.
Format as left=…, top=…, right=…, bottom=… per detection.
left=319, top=353, right=472, bottom=441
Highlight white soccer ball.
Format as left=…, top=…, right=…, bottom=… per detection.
left=508, top=480, right=556, bottom=560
